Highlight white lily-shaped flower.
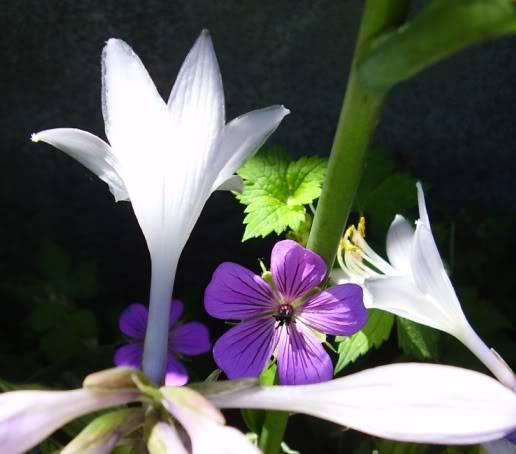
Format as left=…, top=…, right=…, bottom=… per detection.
left=336, top=183, right=515, bottom=390
left=32, top=31, right=289, bottom=384
left=208, top=363, right=516, bottom=446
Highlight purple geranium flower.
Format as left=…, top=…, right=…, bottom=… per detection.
left=205, top=240, right=367, bottom=385
left=114, top=300, right=211, bottom=385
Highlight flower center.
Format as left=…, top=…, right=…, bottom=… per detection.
left=273, top=303, right=295, bottom=327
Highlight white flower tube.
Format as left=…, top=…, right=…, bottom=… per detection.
left=208, top=363, right=516, bottom=445
left=337, top=183, right=515, bottom=390
left=32, top=31, right=289, bottom=384
left=0, top=388, right=138, bottom=454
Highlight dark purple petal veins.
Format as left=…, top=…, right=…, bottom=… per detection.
left=170, top=321, right=211, bottom=355
left=270, top=240, right=326, bottom=302
left=276, top=322, right=333, bottom=385
left=118, top=304, right=148, bottom=340
left=299, top=284, right=367, bottom=336
left=114, top=343, right=143, bottom=369
left=213, top=318, right=278, bottom=379
left=204, top=262, right=275, bottom=320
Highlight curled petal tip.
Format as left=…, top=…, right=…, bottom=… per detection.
left=280, top=105, right=291, bottom=115
left=30, top=133, right=40, bottom=143
left=201, top=29, right=210, bottom=37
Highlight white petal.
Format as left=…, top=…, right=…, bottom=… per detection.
left=416, top=181, right=431, bottom=228
left=386, top=214, right=414, bottom=273
left=148, top=422, right=188, bottom=454
left=209, top=363, right=516, bottom=445
left=363, top=276, right=458, bottom=334
left=163, top=397, right=259, bottom=454
left=0, top=388, right=137, bottom=454
left=410, top=222, right=465, bottom=326
left=102, top=38, right=169, bottom=159
left=211, top=105, right=290, bottom=191
left=215, top=174, right=244, bottom=193
left=168, top=30, right=225, bottom=167
left=101, top=38, right=179, bottom=253
left=32, top=128, right=128, bottom=201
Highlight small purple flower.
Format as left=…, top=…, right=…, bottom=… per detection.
left=205, top=240, right=367, bottom=385
left=114, top=300, right=211, bottom=386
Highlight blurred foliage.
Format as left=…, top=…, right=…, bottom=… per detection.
left=0, top=241, right=108, bottom=385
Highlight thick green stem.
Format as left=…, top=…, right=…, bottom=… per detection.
left=258, top=410, right=289, bottom=454
left=358, top=0, right=516, bottom=91
left=306, top=0, right=411, bottom=266
left=257, top=365, right=288, bottom=454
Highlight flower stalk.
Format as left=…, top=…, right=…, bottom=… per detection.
left=262, top=3, right=411, bottom=453
left=357, top=0, right=516, bottom=92
left=306, top=0, right=411, bottom=266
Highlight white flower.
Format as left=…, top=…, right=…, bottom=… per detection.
left=32, top=31, right=289, bottom=383
left=0, top=388, right=138, bottom=454
left=160, top=387, right=260, bottom=454
left=336, top=183, right=515, bottom=390
left=1, top=365, right=514, bottom=451
left=208, top=363, right=516, bottom=446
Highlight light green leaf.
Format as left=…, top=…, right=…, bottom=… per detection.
left=237, top=147, right=326, bottom=241
left=334, top=309, right=394, bottom=374
left=397, top=317, right=440, bottom=360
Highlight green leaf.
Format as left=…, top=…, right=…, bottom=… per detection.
left=334, top=309, right=394, bottom=373
left=397, top=317, right=440, bottom=360
left=236, top=147, right=326, bottom=241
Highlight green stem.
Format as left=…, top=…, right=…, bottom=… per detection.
left=258, top=410, right=289, bottom=454
left=257, top=365, right=288, bottom=454
left=306, top=0, right=411, bottom=266
left=357, top=0, right=516, bottom=91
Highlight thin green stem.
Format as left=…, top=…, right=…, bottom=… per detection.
left=306, top=0, right=412, bottom=266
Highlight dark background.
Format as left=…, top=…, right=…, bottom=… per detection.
left=1, top=1, right=515, bottom=452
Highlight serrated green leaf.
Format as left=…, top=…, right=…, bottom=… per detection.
left=334, top=309, right=394, bottom=373
left=397, top=317, right=440, bottom=360
left=236, top=147, right=326, bottom=240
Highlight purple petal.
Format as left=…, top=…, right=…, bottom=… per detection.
left=170, top=322, right=211, bottom=356
left=271, top=240, right=327, bottom=301
left=276, top=322, right=333, bottom=385
left=118, top=304, right=148, bottom=339
left=205, top=262, right=274, bottom=320
left=114, top=343, right=143, bottom=369
left=298, top=284, right=368, bottom=336
left=165, top=356, right=189, bottom=386
left=213, top=318, right=278, bottom=379
left=169, top=299, right=184, bottom=326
